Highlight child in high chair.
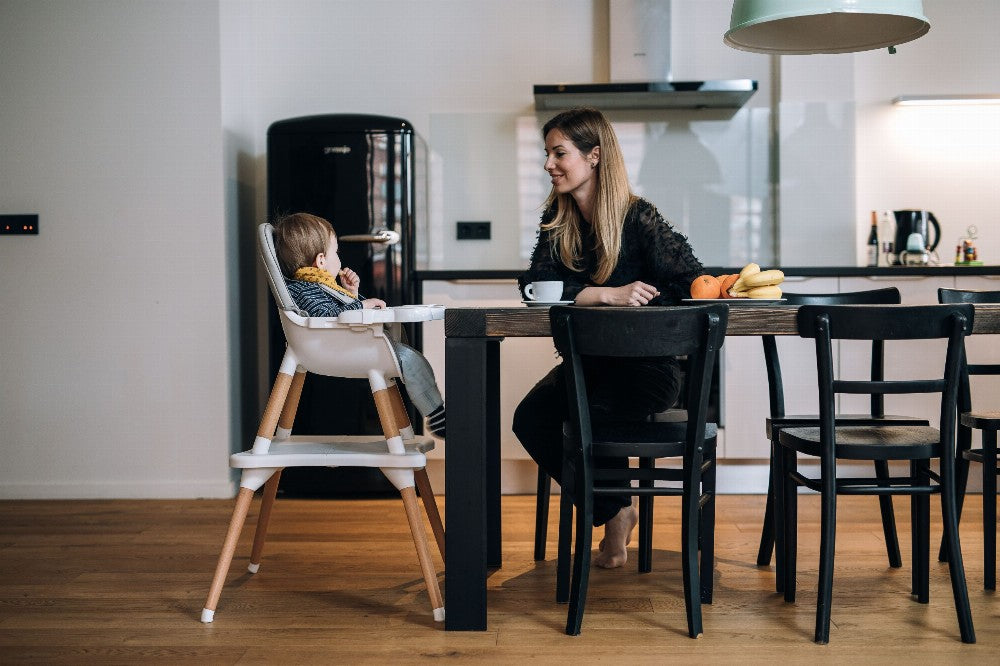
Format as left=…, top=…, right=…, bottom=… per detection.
left=273, top=212, right=446, bottom=438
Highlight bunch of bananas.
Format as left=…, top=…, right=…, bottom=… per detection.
left=727, top=263, right=784, bottom=299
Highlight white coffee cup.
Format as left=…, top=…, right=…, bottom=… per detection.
left=524, top=280, right=564, bottom=302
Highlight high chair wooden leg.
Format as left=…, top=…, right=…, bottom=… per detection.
left=248, top=471, right=282, bottom=573
left=202, top=487, right=255, bottom=623
left=275, top=370, right=306, bottom=439
left=372, top=386, right=406, bottom=455
left=389, top=381, right=414, bottom=435
left=400, top=485, right=445, bottom=622
left=415, top=468, right=445, bottom=561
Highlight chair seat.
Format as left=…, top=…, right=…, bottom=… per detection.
left=961, top=411, right=1000, bottom=429
left=590, top=421, right=718, bottom=458
left=766, top=414, right=927, bottom=439
left=230, top=435, right=435, bottom=469
left=779, top=425, right=941, bottom=460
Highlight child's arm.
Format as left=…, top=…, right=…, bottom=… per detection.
left=339, top=268, right=361, bottom=296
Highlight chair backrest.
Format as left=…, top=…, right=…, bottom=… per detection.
left=764, top=288, right=901, bottom=418
left=258, top=222, right=306, bottom=316
left=549, top=304, right=728, bottom=449
left=796, top=304, right=974, bottom=456
left=939, top=288, right=1000, bottom=411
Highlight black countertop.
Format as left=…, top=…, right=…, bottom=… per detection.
left=416, top=265, right=1000, bottom=281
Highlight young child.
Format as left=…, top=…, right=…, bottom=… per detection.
left=273, top=212, right=445, bottom=438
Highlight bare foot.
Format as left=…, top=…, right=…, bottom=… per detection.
left=594, top=505, right=638, bottom=569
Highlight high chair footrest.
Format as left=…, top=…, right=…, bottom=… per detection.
left=230, top=435, right=435, bottom=469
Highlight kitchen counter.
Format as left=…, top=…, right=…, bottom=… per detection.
left=416, top=265, right=1000, bottom=283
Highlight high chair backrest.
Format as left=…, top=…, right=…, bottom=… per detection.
left=259, top=222, right=306, bottom=316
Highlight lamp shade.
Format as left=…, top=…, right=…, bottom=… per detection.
left=725, top=0, right=930, bottom=54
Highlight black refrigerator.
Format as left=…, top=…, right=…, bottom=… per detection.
left=266, top=114, right=427, bottom=497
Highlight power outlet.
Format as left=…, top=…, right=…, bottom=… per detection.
left=456, top=221, right=490, bottom=240
left=0, top=214, right=39, bottom=235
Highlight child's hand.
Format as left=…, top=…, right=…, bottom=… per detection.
left=338, top=268, right=361, bottom=296
left=362, top=298, right=386, bottom=310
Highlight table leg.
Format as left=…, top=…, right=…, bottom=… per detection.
left=445, top=336, right=501, bottom=630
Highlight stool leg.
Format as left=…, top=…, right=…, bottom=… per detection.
left=534, top=467, right=550, bottom=561
left=201, top=487, right=255, bottom=622
left=983, top=429, right=997, bottom=591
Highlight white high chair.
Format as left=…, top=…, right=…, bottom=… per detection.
left=201, top=223, right=446, bottom=624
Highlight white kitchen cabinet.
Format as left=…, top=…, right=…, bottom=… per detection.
left=838, top=275, right=953, bottom=425
left=419, top=280, right=560, bottom=464
left=721, top=276, right=837, bottom=458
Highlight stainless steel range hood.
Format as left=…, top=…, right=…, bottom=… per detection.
left=533, top=79, right=758, bottom=111
left=534, top=1, right=758, bottom=111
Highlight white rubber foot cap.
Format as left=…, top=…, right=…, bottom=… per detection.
left=433, top=607, right=445, bottom=622
left=247, top=562, right=260, bottom=574
left=200, top=608, right=215, bottom=623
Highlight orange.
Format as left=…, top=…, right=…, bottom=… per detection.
left=690, top=274, right=721, bottom=299
left=719, top=273, right=739, bottom=298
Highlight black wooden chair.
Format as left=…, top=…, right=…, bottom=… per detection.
left=756, top=288, right=929, bottom=591
left=938, top=287, right=1000, bottom=590
left=777, top=304, right=976, bottom=644
left=549, top=304, right=727, bottom=638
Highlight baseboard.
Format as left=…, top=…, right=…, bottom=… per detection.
left=0, top=480, right=237, bottom=500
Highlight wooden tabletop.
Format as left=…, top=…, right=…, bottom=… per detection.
left=445, top=304, right=1000, bottom=339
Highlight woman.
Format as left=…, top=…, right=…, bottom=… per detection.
left=513, top=107, right=705, bottom=568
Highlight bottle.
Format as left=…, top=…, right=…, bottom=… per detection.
left=877, top=210, right=896, bottom=265
left=866, top=211, right=879, bottom=267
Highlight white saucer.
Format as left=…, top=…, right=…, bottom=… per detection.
left=522, top=299, right=574, bottom=307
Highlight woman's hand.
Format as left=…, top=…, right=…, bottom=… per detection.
left=576, top=281, right=660, bottom=306
left=362, top=298, right=386, bottom=309
left=338, top=268, right=361, bottom=296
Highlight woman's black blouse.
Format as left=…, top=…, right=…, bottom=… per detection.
left=518, top=198, right=705, bottom=305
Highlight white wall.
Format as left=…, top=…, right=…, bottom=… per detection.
left=0, top=0, right=230, bottom=497
left=2, top=0, right=997, bottom=498
left=854, top=0, right=1000, bottom=265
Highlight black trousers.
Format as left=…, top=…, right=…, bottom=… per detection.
left=512, top=356, right=681, bottom=526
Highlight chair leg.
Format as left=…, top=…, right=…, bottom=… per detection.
left=201, top=487, right=255, bottom=622
left=983, top=428, right=997, bottom=591
left=813, top=457, right=837, bottom=644
left=781, top=446, right=798, bottom=603
left=534, top=466, right=550, bottom=561
left=940, top=424, right=973, bottom=562
left=681, top=454, right=704, bottom=638
left=873, top=460, right=902, bottom=568
left=556, top=486, right=573, bottom=603
left=911, top=461, right=930, bottom=603
left=700, top=445, right=717, bottom=605
left=638, top=457, right=654, bottom=574
left=414, top=468, right=445, bottom=562
left=565, top=489, right=593, bottom=636
left=248, top=471, right=282, bottom=572
left=399, top=485, right=445, bottom=622
left=940, top=454, right=976, bottom=643
left=757, top=461, right=775, bottom=566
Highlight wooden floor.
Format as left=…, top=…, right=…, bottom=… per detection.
left=0, top=494, right=996, bottom=663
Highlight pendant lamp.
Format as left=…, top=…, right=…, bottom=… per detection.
left=725, top=0, right=930, bottom=54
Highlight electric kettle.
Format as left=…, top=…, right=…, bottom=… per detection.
left=892, top=210, right=940, bottom=265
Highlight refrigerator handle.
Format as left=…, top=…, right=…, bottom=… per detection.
left=340, top=229, right=400, bottom=245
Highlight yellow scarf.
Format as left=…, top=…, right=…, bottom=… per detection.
left=293, top=267, right=357, bottom=299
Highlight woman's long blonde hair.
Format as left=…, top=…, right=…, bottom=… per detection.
left=541, top=107, right=636, bottom=284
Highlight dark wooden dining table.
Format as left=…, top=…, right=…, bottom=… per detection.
left=442, top=303, right=1000, bottom=631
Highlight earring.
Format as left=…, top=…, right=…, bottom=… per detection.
left=591, top=162, right=597, bottom=169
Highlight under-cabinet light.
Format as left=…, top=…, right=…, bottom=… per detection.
left=893, top=95, right=1000, bottom=106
